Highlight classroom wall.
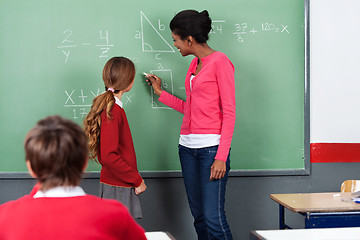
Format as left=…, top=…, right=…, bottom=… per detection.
left=310, top=0, right=360, bottom=163
left=1, top=0, right=360, bottom=239
left=310, top=0, right=360, bottom=143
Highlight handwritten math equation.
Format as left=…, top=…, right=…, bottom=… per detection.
left=58, top=12, right=293, bottom=116
left=64, top=88, right=135, bottom=119
left=64, top=88, right=99, bottom=119
left=57, top=30, right=114, bottom=63
left=135, top=11, right=291, bottom=55
left=211, top=21, right=290, bottom=43
left=56, top=14, right=291, bottom=63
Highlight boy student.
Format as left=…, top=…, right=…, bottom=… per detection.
left=0, top=115, right=147, bottom=240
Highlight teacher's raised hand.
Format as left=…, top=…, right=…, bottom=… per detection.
left=145, top=74, right=163, bottom=96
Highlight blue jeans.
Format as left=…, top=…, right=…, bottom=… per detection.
left=178, top=145, right=233, bottom=240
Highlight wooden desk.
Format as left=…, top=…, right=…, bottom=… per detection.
left=270, top=192, right=360, bottom=229
left=250, top=227, right=360, bottom=240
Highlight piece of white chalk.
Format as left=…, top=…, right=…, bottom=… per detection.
left=143, top=72, right=148, bottom=76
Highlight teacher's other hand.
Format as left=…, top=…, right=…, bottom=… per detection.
left=210, top=159, right=226, bottom=181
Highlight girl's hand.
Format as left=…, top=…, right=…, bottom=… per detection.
left=145, top=74, right=163, bottom=96
left=210, top=160, right=226, bottom=181
left=135, top=179, right=147, bottom=195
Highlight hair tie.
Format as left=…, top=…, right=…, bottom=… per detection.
left=108, top=88, right=115, bottom=93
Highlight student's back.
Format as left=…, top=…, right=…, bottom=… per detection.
left=0, top=115, right=146, bottom=240
left=0, top=194, right=145, bottom=240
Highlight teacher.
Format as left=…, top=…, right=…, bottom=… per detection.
left=146, top=10, right=236, bottom=240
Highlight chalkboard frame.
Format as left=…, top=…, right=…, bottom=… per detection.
left=0, top=0, right=310, bottom=179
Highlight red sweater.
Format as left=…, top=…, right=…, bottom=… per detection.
left=0, top=194, right=146, bottom=240
left=99, top=104, right=142, bottom=188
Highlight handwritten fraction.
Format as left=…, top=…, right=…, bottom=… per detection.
left=57, top=30, right=114, bottom=63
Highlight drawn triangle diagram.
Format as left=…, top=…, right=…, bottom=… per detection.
left=140, top=11, right=175, bottom=53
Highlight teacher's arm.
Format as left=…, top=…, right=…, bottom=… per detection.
left=145, top=73, right=186, bottom=113
left=211, top=56, right=236, bottom=180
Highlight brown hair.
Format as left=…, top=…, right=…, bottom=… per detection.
left=24, top=115, right=88, bottom=191
left=83, top=57, right=135, bottom=160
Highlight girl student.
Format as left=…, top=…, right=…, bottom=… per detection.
left=83, top=57, right=146, bottom=218
left=145, top=10, right=235, bottom=240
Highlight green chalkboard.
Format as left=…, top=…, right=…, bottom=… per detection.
left=0, top=0, right=308, bottom=175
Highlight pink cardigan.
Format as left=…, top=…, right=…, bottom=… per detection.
left=159, top=51, right=236, bottom=161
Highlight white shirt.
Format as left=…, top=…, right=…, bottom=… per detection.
left=179, top=74, right=221, bottom=149
left=114, top=96, right=123, bottom=108
left=33, top=186, right=86, bottom=198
